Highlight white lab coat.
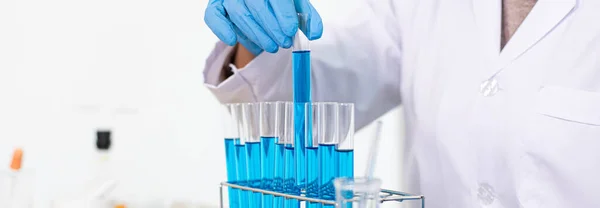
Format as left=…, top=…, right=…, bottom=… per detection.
left=203, top=0, right=600, bottom=207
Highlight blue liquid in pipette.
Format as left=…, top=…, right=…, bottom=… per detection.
left=319, top=144, right=336, bottom=206
left=307, top=146, right=321, bottom=208
left=292, top=50, right=311, bottom=192
left=246, top=142, right=262, bottom=208
left=337, top=149, right=354, bottom=207
left=234, top=143, right=249, bottom=208
left=261, top=137, right=277, bottom=208
left=284, top=146, right=300, bottom=208
left=273, top=143, right=286, bottom=207
left=224, top=139, right=239, bottom=208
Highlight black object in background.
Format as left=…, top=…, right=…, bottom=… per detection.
left=96, top=130, right=111, bottom=150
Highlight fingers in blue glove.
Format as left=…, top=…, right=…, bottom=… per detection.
left=269, top=0, right=299, bottom=37
left=224, top=0, right=279, bottom=53
left=204, top=0, right=237, bottom=46
left=305, top=3, right=323, bottom=40
left=233, top=25, right=264, bottom=56
left=294, top=0, right=323, bottom=40
left=245, top=0, right=293, bottom=48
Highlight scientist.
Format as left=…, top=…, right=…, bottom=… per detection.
left=203, top=0, right=600, bottom=207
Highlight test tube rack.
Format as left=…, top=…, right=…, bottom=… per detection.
left=219, top=181, right=425, bottom=208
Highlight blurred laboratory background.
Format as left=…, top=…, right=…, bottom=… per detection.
left=0, top=0, right=405, bottom=207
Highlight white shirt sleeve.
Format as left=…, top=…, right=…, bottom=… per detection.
left=203, top=0, right=404, bottom=129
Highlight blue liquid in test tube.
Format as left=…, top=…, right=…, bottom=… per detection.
left=292, top=22, right=312, bottom=200
left=224, top=138, right=239, bottom=208
left=320, top=144, right=337, bottom=202
left=337, top=149, right=354, bottom=201
left=260, top=137, right=277, bottom=208
left=337, top=150, right=354, bottom=179
left=306, top=146, right=320, bottom=208
left=285, top=146, right=300, bottom=208
left=293, top=49, right=310, bottom=192
left=337, top=103, right=355, bottom=207
left=283, top=102, right=300, bottom=208
left=246, top=141, right=262, bottom=208
left=273, top=142, right=286, bottom=207
left=241, top=103, right=261, bottom=208
left=316, top=103, right=339, bottom=208
left=337, top=103, right=355, bottom=180
left=234, top=141, right=249, bottom=207
left=224, top=104, right=244, bottom=208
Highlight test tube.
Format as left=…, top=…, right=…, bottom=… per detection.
left=223, top=104, right=240, bottom=208
left=242, top=103, right=262, bottom=208
left=259, top=102, right=283, bottom=208
left=273, top=102, right=286, bottom=207
left=336, top=103, right=355, bottom=179
left=283, top=102, right=300, bottom=208
left=232, top=104, right=249, bottom=208
left=292, top=21, right=311, bottom=193
left=306, top=103, right=320, bottom=208
left=317, top=103, right=339, bottom=206
left=336, top=103, right=355, bottom=208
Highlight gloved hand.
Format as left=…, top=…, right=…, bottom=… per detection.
left=204, top=0, right=323, bottom=55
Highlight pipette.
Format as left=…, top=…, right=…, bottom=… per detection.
left=357, top=121, right=383, bottom=208
left=365, top=121, right=383, bottom=180
left=6, top=148, right=23, bottom=208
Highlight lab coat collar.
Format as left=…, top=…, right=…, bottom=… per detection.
left=472, top=0, right=502, bottom=56
left=498, top=0, right=576, bottom=68
left=472, top=0, right=576, bottom=71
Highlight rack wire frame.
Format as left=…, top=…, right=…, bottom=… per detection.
left=219, top=182, right=425, bottom=208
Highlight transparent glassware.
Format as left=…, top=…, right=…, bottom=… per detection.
left=241, top=103, right=261, bottom=208
left=283, top=102, right=300, bottom=208
left=259, top=102, right=285, bottom=208
left=304, top=102, right=319, bottom=208
left=336, top=103, right=355, bottom=179
left=0, top=170, right=35, bottom=208
left=334, top=178, right=382, bottom=208
left=316, top=102, right=339, bottom=207
left=223, top=103, right=242, bottom=208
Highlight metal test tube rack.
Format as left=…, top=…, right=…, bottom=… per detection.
left=219, top=182, right=425, bottom=208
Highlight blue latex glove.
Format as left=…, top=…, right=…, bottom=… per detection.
left=204, top=0, right=323, bottom=55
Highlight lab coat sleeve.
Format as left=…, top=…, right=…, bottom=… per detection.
left=203, top=0, right=403, bottom=130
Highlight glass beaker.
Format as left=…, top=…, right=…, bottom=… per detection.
left=334, top=178, right=381, bottom=208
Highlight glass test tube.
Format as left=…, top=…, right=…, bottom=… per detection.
left=232, top=104, right=250, bottom=208
left=306, top=103, right=320, bottom=208
left=223, top=104, right=241, bottom=208
left=273, top=102, right=286, bottom=207
left=259, top=102, right=283, bottom=208
left=292, top=24, right=311, bottom=192
left=337, top=103, right=355, bottom=208
left=283, top=102, right=300, bottom=208
left=336, top=103, right=355, bottom=179
left=242, top=103, right=262, bottom=208
left=317, top=103, right=339, bottom=206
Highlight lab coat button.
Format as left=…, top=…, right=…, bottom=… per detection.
left=477, top=183, right=496, bottom=205
left=480, top=78, right=499, bottom=97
